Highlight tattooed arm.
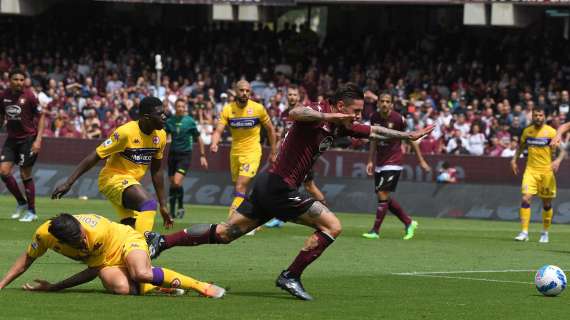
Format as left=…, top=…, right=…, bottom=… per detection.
left=369, top=124, right=434, bottom=141
left=289, top=106, right=353, bottom=124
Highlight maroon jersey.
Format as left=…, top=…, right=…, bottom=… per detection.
left=370, top=110, right=405, bottom=167
left=270, top=101, right=371, bottom=188
left=0, top=88, right=41, bottom=139
left=280, top=109, right=295, bottom=136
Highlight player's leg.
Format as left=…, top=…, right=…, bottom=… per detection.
left=363, top=190, right=389, bottom=239
left=122, top=184, right=157, bottom=234
left=517, top=171, right=535, bottom=241
left=167, top=152, right=178, bottom=218
left=18, top=163, right=38, bottom=222
left=383, top=170, right=416, bottom=239
left=98, top=266, right=136, bottom=295
left=276, top=201, right=340, bottom=300
left=538, top=172, right=556, bottom=243
left=124, top=249, right=225, bottom=298
left=0, top=140, right=27, bottom=219
left=173, top=152, right=192, bottom=218
left=146, top=206, right=261, bottom=259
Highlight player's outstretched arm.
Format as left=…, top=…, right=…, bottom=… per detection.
left=0, top=252, right=35, bottom=290
left=289, top=106, right=354, bottom=124
left=552, top=122, right=570, bottom=146
left=151, top=158, right=173, bottom=229
left=52, top=150, right=102, bottom=199
left=23, top=267, right=99, bottom=292
left=370, top=124, right=434, bottom=141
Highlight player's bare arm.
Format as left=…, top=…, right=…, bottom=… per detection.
left=366, top=140, right=376, bottom=176
left=210, top=121, right=226, bottom=153
left=262, top=119, right=278, bottom=163
left=0, top=252, right=35, bottom=290
left=511, top=142, right=525, bottom=176
left=369, top=124, right=434, bottom=141
left=409, top=140, right=432, bottom=172
left=551, top=145, right=566, bottom=173
left=197, top=136, right=208, bottom=169
left=24, top=267, right=99, bottom=292
left=151, top=157, right=173, bottom=229
left=551, top=122, right=570, bottom=146
left=52, top=150, right=102, bottom=199
left=32, top=111, right=46, bottom=154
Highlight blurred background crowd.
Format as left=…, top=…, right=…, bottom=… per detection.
left=2, top=18, right=569, bottom=157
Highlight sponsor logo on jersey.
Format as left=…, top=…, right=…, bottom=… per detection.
left=229, top=117, right=260, bottom=128
left=120, top=148, right=158, bottom=165
left=526, top=137, right=550, bottom=147
left=5, top=105, right=21, bottom=120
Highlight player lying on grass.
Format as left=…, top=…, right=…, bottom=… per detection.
left=146, top=83, right=433, bottom=301
left=0, top=213, right=225, bottom=298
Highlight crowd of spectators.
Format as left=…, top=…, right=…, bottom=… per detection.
left=1, top=19, right=570, bottom=157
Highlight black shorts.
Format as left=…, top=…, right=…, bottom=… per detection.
left=374, top=170, right=401, bottom=192
left=237, top=172, right=315, bottom=223
left=1, top=136, right=38, bottom=167
left=167, top=151, right=192, bottom=177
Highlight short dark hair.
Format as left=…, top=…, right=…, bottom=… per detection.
left=174, top=98, right=186, bottom=106
left=288, top=84, right=299, bottom=92
left=332, top=82, right=363, bottom=105
left=48, top=213, right=82, bottom=246
left=140, top=96, right=162, bottom=116
left=379, top=92, right=393, bottom=101
left=532, top=105, right=545, bottom=114
left=9, top=68, right=26, bottom=78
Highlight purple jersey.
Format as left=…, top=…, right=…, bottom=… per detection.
left=0, top=88, right=41, bottom=139
left=370, top=110, right=404, bottom=167
left=270, top=101, right=371, bottom=188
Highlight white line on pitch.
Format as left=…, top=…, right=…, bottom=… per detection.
left=394, top=273, right=534, bottom=285
left=393, top=269, right=534, bottom=276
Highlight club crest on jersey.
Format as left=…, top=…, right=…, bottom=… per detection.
left=388, top=123, right=394, bottom=128
left=247, top=108, right=253, bottom=115
left=170, top=278, right=181, bottom=288
left=114, top=132, right=120, bottom=141
left=318, top=136, right=334, bottom=152
left=153, top=136, right=160, bottom=145
left=19, top=98, right=25, bottom=105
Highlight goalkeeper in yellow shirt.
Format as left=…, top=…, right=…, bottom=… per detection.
left=511, top=106, right=565, bottom=243
left=0, top=213, right=224, bottom=297
left=210, top=80, right=277, bottom=229
left=52, top=97, right=173, bottom=234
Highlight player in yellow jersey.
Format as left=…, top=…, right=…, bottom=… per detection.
left=51, top=97, right=173, bottom=234
left=511, top=106, right=565, bottom=243
left=210, top=80, right=277, bottom=228
left=0, top=213, right=225, bottom=298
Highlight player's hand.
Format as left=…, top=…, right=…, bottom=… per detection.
left=210, top=144, right=218, bottom=153
left=23, top=279, right=54, bottom=292
left=31, top=139, right=42, bottom=154
left=269, top=150, right=278, bottom=164
left=160, top=206, right=173, bottom=229
left=366, top=161, right=374, bottom=176
left=200, top=156, right=208, bottom=169
left=552, top=159, right=562, bottom=173
left=420, top=160, right=432, bottom=172
left=51, top=182, right=72, bottom=199
left=550, top=134, right=563, bottom=147
left=323, top=113, right=355, bottom=126
left=511, top=160, right=519, bottom=176
left=409, top=125, right=435, bottom=141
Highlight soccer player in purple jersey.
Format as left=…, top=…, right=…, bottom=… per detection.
left=362, top=93, right=431, bottom=240
left=265, top=84, right=327, bottom=228
left=145, top=83, right=433, bottom=300
left=0, top=69, right=46, bottom=222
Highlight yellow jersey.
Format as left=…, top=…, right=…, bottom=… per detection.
left=219, top=100, right=271, bottom=155
left=96, top=121, right=166, bottom=181
left=26, top=214, right=136, bottom=268
left=521, top=124, right=556, bottom=172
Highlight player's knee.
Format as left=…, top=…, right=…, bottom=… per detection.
left=138, top=199, right=157, bottom=212
left=321, top=221, right=342, bottom=238
left=129, top=268, right=153, bottom=284
left=111, top=284, right=132, bottom=295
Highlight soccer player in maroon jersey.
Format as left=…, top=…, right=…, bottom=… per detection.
left=0, top=69, right=46, bottom=222
left=362, top=93, right=431, bottom=240
left=265, top=84, right=327, bottom=228
left=146, top=83, right=433, bottom=300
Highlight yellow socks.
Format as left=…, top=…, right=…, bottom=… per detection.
left=520, top=205, right=530, bottom=233
left=228, top=192, right=246, bottom=218
left=151, top=267, right=209, bottom=295
left=542, top=207, right=553, bottom=231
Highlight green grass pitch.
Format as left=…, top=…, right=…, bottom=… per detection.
left=0, top=195, right=569, bottom=319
